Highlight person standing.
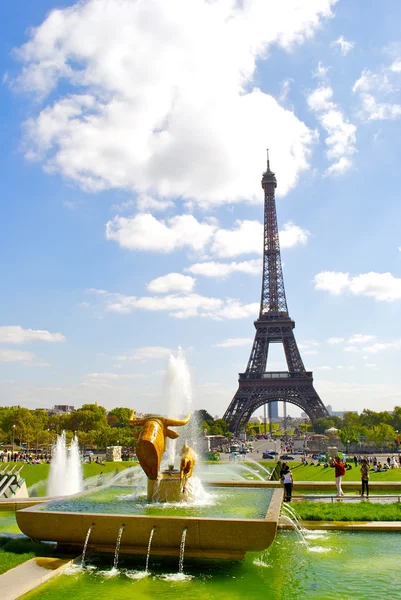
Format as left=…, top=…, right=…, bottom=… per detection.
left=360, top=459, right=369, bottom=498
left=330, top=455, right=346, bottom=497
left=281, top=465, right=293, bottom=502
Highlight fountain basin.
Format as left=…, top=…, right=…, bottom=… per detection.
left=16, top=484, right=283, bottom=560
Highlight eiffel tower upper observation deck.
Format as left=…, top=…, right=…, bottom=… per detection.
left=223, top=152, right=329, bottom=434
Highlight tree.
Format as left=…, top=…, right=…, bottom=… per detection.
left=209, top=419, right=228, bottom=435
left=313, top=418, right=338, bottom=435
left=366, top=424, right=396, bottom=448
left=339, top=427, right=360, bottom=446
left=193, top=409, right=214, bottom=426
left=108, top=407, right=132, bottom=428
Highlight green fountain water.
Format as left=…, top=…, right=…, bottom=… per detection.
left=15, top=530, right=401, bottom=600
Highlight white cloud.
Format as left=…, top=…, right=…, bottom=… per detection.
left=298, top=340, right=320, bottom=350
left=147, top=273, right=196, bottom=294
left=13, top=0, right=336, bottom=207
left=362, top=340, right=401, bottom=354
left=215, top=338, right=253, bottom=348
left=106, top=213, right=216, bottom=253
left=316, top=365, right=332, bottom=370
left=187, top=259, right=262, bottom=278
left=86, top=372, right=144, bottom=381
left=307, top=84, right=356, bottom=175
left=353, top=68, right=401, bottom=121
left=279, top=222, right=310, bottom=248
left=314, top=270, right=401, bottom=301
left=116, top=347, right=172, bottom=362
left=365, top=363, right=377, bottom=368
left=344, top=346, right=358, bottom=353
left=348, top=334, right=376, bottom=345
left=327, top=337, right=344, bottom=344
left=210, top=220, right=309, bottom=257
left=314, top=271, right=350, bottom=295
left=0, top=349, right=49, bottom=366
left=210, top=220, right=262, bottom=258
left=313, top=61, right=330, bottom=78
left=90, top=288, right=258, bottom=320
left=325, top=156, right=352, bottom=176
left=0, top=326, right=65, bottom=344
left=330, top=36, right=355, bottom=56
left=107, top=213, right=309, bottom=257
left=278, top=78, right=293, bottom=103
left=136, top=194, right=173, bottom=212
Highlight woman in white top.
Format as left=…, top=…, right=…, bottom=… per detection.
left=281, top=465, right=293, bottom=502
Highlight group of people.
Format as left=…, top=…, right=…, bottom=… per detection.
left=281, top=454, right=377, bottom=501
left=330, top=455, right=370, bottom=498
left=0, top=451, right=50, bottom=464
left=353, top=455, right=399, bottom=469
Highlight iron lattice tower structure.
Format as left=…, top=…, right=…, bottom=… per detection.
left=223, top=153, right=329, bottom=434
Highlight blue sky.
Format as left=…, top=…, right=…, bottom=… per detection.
left=1, top=0, right=401, bottom=417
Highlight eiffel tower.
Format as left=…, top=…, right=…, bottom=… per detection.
left=223, top=152, right=329, bottom=434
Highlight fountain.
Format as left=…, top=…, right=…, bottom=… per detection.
left=47, top=432, right=83, bottom=497
left=16, top=350, right=283, bottom=560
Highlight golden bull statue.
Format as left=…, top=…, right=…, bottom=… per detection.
left=180, top=444, right=196, bottom=492
left=129, top=411, right=190, bottom=484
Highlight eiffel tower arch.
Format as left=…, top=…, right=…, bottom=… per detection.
left=223, top=152, right=329, bottom=434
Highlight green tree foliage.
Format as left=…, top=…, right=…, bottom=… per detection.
left=339, top=427, right=360, bottom=446
left=108, top=407, right=132, bottom=427
left=366, top=424, right=396, bottom=447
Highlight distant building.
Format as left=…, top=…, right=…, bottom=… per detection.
left=269, top=402, right=279, bottom=419
left=49, top=405, right=75, bottom=414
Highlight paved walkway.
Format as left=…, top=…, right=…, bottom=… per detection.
left=0, top=557, right=73, bottom=600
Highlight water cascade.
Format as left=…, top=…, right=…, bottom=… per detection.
left=246, top=459, right=272, bottom=479
left=113, top=524, right=125, bottom=571
left=145, top=527, right=155, bottom=573
left=237, top=464, right=266, bottom=481
left=81, top=524, right=94, bottom=568
left=165, top=348, right=194, bottom=466
left=281, top=503, right=308, bottom=537
left=47, top=432, right=83, bottom=497
left=280, top=505, right=308, bottom=544
left=178, top=528, right=188, bottom=574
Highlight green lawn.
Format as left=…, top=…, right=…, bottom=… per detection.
left=260, top=461, right=401, bottom=482
left=294, top=501, right=401, bottom=522
left=0, top=538, right=53, bottom=575
left=19, top=461, right=138, bottom=488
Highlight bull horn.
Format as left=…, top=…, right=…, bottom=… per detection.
left=164, top=414, right=191, bottom=427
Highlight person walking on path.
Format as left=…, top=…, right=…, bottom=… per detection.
left=360, top=459, right=369, bottom=498
left=330, top=455, right=346, bottom=497
left=281, top=465, right=293, bottom=502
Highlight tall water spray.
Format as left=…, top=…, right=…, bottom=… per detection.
left=47, top=432, right=84, bottom=497
left=165, top=347, right=194, bottom=466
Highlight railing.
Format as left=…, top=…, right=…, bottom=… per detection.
left=239, top=371, right=313, bottom=380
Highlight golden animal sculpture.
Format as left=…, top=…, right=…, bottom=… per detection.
left=129, top=412, right=190, bottom=480
left=180, top=444, right=196, bottom=492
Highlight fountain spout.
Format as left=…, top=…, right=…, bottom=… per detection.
left=113, top=524, right=125, bottom=571
left=81, top=523, right=94, bottom=568
left=178, top=527, right=188, bottom=574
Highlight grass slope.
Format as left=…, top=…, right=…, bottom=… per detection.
left=295, top=501, right=401, bottom=522
left=19, top=461, right=138, bottom=488
left=0, top=538, right=53, bottom=575
left=261, top=461, right=401, bottom=482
